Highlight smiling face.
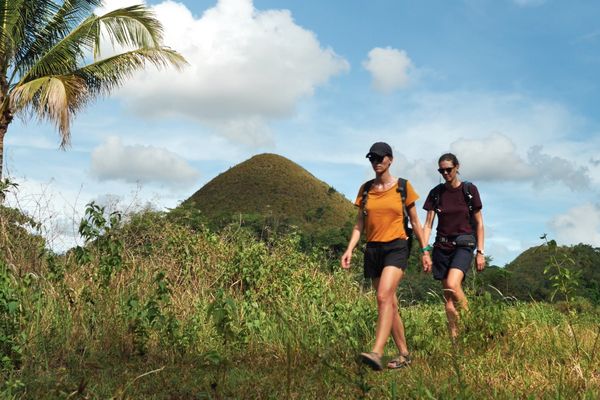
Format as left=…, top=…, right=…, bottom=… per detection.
left=438, top=160, right=458, bottom=183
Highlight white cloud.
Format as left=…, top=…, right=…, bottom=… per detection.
left=450, top=133, right=534, bottom=181
left=389, top=152, right=438, bottom=198
left=448, top=133, right=591, bottom=190
left=527, top=146, right=590, bottom=191
left=90, top=136, right=200, bottom=187
left=103, top=0, right=349, bottom=144
left=549, top=203, right=600, bottom=246
left=363, top=47, right=414, bottom=93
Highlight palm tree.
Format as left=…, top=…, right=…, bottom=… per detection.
left=0, top=0, right=187, bottom=180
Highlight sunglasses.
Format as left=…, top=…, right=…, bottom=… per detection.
left=368, top=155, right=385, bottom=164
left=437, top=167, right=454, bottom=174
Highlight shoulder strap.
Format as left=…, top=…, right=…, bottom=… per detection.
left=462, top=181, right=474, bottom=213
left=397, top=178, right=411, bottom=234
left=396, top=177, right=408, bottom=204
left=462, top=181, right=478, bottom=234
left=361, top=179, right=375, bottom=216
left=432, top=183, right=445, bottom=214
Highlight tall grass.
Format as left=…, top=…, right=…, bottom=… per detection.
left=0, top=203, right=599, bottom=399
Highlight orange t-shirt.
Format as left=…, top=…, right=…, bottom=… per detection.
left=354, top=180, right=419, bottom=242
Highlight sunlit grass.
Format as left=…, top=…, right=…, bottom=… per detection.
left=1, top=205, right=599, bottom=399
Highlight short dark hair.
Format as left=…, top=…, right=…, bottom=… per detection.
left=438, top=153, right=459, bottom=166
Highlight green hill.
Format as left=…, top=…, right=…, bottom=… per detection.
left=177, top=153, right=356, bottom=249
left=502, top=243, right=600, bottom=303
left=471, top=242, right=600, bottom=304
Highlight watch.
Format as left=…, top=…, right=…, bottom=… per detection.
left=476, top=249, right=485, bottom=256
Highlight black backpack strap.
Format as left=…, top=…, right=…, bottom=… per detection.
left=462, top=181, right=478, bottom=235
left=397, top=178, right=414, bottom=256
left=360, top=179, right=375, bottom=216
left=462, top=181, right=474, bottom=213
left=397, top=178, right=408, bottom=204
left=397, top=178, right=411, bottom=233
left=432, top=183, right=445, bottom=214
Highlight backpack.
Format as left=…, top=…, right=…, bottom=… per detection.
left=431, top=181, right=477, bottom=237
left=360, top=178, right=414, bottom=254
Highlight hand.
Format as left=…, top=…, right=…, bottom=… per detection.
left=476, top=253, right=485, bottom=271
left=341, top=250, right=352, bottom=269
left=422, top=252, right=432, bottom=273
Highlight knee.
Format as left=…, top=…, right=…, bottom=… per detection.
left=377, top=291, right=396, bottom=307
left=444, top=284, right=461, bottom=299
left=445, top=299, right=457, bottom=314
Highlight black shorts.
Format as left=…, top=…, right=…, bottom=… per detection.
left=363, top=238, right=409, bottom=278
left=432, top=246, right=474, bottom=281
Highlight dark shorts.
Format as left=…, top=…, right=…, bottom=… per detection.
left=363, top=238, right=409, bottom=279
left=432, top=246, right=474, bottom=281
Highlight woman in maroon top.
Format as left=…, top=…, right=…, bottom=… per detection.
left=422, top=153, right=485, bottom=339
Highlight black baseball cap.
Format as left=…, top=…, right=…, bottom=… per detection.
left=366, top=142, right=393, bottom=158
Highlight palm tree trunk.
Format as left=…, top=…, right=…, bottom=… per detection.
left=0, top=71, right=11, bottom=182
left=0, top=107, right=12, bottom=182
left=0, top=122, right=6, bottom=182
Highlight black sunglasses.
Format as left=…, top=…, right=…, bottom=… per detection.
left=368, top=154, right=385, bottom=164
left=437, top=167, right=454, bottom=174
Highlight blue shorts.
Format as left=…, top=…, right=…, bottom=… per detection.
left=363, top=238, right=409, bottom=279
left=432, top=246, right=474, bottom=281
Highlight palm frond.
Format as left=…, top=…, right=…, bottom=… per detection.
left=19, top=5, right=168, bottom=83
left=74, top=47, right=187, bottom=96
left=0, top=0, right=56, bottom=75
left=15, top=1, right=103, bottom=76
left=11, top=75, right=87, bottom=146
left=95, top=5, right=164, bottom=58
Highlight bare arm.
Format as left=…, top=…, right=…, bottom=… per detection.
left=407, top=203, right=426, bottom=248
left=422, top=209, right=436, bottom=247
left=421, top=209, right=436, bottom=272
left=408, top=204, right=432, bottom=272
left=473, top=210, right=485, bottom=271
left=341, top=209, right=364, bottom=269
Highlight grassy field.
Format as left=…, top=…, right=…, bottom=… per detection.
left=1, top=205, right=599, bottom=399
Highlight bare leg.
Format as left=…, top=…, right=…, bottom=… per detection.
left=442, top=268, right=468, bottom=340
left=371, top=266, right=405, bottom=356
left=372, top=277, right=409, bottom=356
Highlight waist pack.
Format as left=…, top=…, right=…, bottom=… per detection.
left=452, top=234, right=476, bottom=248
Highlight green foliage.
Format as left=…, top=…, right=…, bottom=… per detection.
left=2, top=204, right=599, bottom=398
left=0, top=179, right=18, bottom=198
left=75, top=202, right=124, bottom=287
left=208, top=289, right=240, bottom=346
left=0, top=189, right=45, bottom=271
left=123, top=271, right=175, bottom=355
left=0, top=258, right=25, bottom=397
left=0, top=260, right=23, bottom=376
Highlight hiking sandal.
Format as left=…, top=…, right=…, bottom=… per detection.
left=387, top=353, right=411, bottom=369
left=359, top=352, right=383, bottom=371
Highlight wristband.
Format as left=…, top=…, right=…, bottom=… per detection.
left=421, top=245, right=433, bottom=253
left=476, top=249, right=485, bottom=256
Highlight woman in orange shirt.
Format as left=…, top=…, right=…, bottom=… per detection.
left=341, top=142, right=431, bottom=370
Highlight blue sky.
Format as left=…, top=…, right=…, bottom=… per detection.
left=4, top=0, right=600, bottom=265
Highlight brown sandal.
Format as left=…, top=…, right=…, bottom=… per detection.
left=387, top=354, right=411, bottom=369
left=360, top=352, right=383, bottom=371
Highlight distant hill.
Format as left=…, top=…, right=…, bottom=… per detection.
left=177, top=153, right=356, bottom=250
left=395, top=242, right=600, bottom=305
left=474, top=243, right=600, bottom=304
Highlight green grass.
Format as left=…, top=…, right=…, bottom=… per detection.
left=1, top=206, right=599, bottom=399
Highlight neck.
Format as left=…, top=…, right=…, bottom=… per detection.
left=375, top=170, right=394, bottom=183
left=446, top=177, right=461, bottom=189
